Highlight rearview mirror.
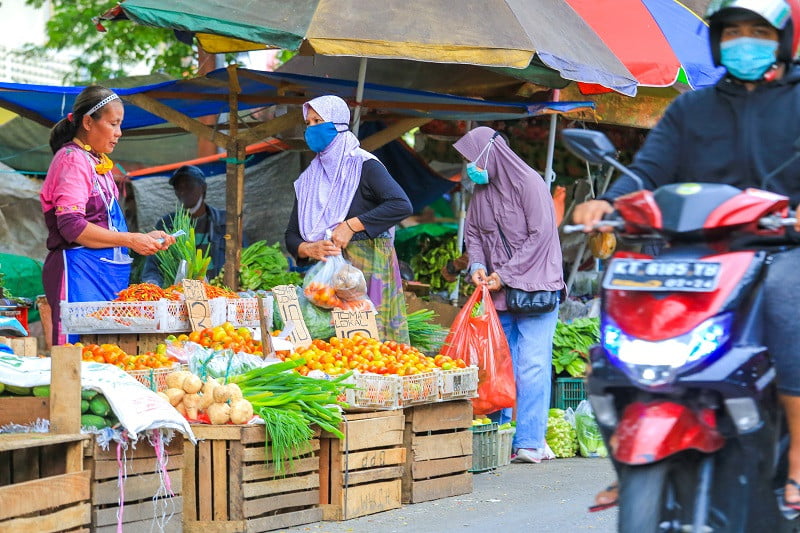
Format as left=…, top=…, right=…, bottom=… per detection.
left=561, top=129, right=616, bottom=165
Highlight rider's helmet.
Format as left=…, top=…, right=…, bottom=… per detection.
left=705, top=0, right=800, bottom=65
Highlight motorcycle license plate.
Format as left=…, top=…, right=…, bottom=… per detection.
left=603, top=258, right=721, bottom=292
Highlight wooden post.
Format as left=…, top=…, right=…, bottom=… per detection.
left=224, top=64, right=244, bottom=290
left=49, top=345, right=82, bottom=435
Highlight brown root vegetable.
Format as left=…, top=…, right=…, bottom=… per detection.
left=182, top=374, right=203, bottom=394
left=213, top=384, right=231, bottom=403
left=229, top=399, right=254, bottom=425
left=198, top=391, right=215, bottom=410
left=156, top=391, right=170, bottom=403
left=165, top=371, right=189, bottom=390
left=165, top=388, right=185, bottom=407
left=175, top=401, right=188, bottom=417
left=207, top=402, right=231, bottom=425
left=226, top=383, right=243, bottom=403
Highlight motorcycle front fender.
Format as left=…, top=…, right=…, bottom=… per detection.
left=613, top=401, right=725, bottom=465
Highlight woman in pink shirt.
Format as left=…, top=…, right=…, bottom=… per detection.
left=41, top=85, right=175, bottom=345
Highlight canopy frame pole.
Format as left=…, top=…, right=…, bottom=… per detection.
left=224, top=64, right=245, bottom=290
left=543, top=89, right=560, bottom=189
left=351, top=57, right=368, bottom=137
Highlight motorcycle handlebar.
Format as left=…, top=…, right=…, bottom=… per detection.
left=562, top=220, right=625, bottom=234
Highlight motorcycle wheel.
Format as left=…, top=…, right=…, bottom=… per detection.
left=618, top=462, right=670, bottom=533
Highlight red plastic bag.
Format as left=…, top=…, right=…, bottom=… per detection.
left=441, top=285, right=516, bottom=415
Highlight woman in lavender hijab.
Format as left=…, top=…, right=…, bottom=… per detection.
left=454, top=126, right=565, bottom=464
left=285, top=95, right=413, bottom=343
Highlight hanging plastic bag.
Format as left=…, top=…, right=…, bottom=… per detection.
left=440, top=285, right=515, bottom=415
left=574, top=399, right=608, bottom=458
left=303, top=255, right=373, bottom=311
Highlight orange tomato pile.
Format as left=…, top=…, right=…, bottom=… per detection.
left=281, top=333, right=467, bottom=376
left=187, top=322, right=263, bottom=355
left=71, top=342, right=176, bottom=370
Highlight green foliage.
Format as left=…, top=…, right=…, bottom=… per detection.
left=551, top=317, right=600, bottom=378
left=410, top=235, right=460, bottom=294
left=23, top=0, right=196, bottom=83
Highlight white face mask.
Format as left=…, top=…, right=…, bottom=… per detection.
left=188, top=194, right=204, bottom=215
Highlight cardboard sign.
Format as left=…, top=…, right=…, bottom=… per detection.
left=182, top=279, right=211, bottom=331
left=331, top=309, right=380, bottom=340
left=271, top=285, right=312, bottom=349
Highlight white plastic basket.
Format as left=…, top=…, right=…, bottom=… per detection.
left=342, top=373, right=401, bottom=410
left=400, top=371, right=440, bottom=406
left=439, top=366, right=479, bottom=401
left=226, top=296, right=273, bottom=328
left=61, top=300, right=167, bottom=334
left=160, top=297, right=227, bottom=332
left=497, top=427, right=516, bottom=467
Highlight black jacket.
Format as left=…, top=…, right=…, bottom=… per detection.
left=602, top=65, right=800, bottom=207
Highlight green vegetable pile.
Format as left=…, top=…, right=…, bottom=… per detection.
left=546, top=408, right=577, bottom=458
left=212, top=241, right=303, bottom=291
left=406, top=309, right=449, bottom=355
left=552, top=318, right=600, bottom=378
left=80, top=389, right=119, bottom=430
left=230, top=359, right=354, bottom=473
left=410, top=236, right=461, bottom=294
left=155, top=206, right=212, bottom=287
left=575, top=409, right=608, bottom=458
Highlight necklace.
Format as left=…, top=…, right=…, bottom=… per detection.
left=73, top=138, right=114, bottom=174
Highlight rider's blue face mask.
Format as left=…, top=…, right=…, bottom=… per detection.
left=720, top=37, right=778, bottom=81
left=466, top=134, right=498, bottom=185
left=305, top=122, right=339, bottom=152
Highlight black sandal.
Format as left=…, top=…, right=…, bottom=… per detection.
left=589, top=482, right=619, bottom=512
left=783, top=478, right=800, bottom=512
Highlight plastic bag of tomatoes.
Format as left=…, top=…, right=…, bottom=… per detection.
left=303, top=255, right=371, bottom=310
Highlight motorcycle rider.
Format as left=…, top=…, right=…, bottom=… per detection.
left=573, top=0, right=800, bottom=512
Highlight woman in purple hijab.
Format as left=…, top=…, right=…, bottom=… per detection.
left=285, top=95, right=413, bottom=343
left=454, top=126, right=565, bottom=464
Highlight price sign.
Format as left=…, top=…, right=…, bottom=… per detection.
left=182, top=279, right=211, bottom=331
left=331, top=309, right=380, bottom=340
left=271, top=285, right=312, bottom=349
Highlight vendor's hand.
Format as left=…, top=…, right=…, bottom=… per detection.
left=300, top=240, right=341, bottom=261
left=331, top=222, right=354, bottom=249
left=485, top=272, right=503, bottom=292
left=572, top=199, right=615, bottom=233
left=128, top=232, right=167, bottom=256
left=147, top=230, right=175, bottom=250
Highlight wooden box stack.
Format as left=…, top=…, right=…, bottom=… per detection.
left=0, top=346, right=92, bottom=532
left=401, top=400, right=474, bottom=503
left=319, top=410, right=406, bottom=520
left=0, top=335, right=37, bottom=357
left=183, top=424, right=322, bottom=533
left=84, top=436, right=183, bottom=532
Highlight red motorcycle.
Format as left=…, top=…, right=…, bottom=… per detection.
left=562, top=128, right=799, bottom=532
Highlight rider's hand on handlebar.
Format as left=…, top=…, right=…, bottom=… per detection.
left=572, top=199, right=615, bottom=233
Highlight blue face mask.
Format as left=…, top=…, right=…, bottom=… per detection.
left=466, top=163, right=489, bottom=185
left=304, top=122, right=339, bottom=152
left=720, top=37, right=778, bottom=81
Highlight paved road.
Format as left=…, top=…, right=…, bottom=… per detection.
left=281, top=457, right=618, bottom=533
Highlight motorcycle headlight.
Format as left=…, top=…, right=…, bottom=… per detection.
left=602, top=313, right=733, bottom=386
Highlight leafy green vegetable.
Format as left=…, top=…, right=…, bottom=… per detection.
left=546, top=408, right=577, bottom=458
left=155, top=205, right=211, bottom=287
left=576, top=412, right=608, bottom=458
left=552, top=318, right=599, bottom=378
left=406, top=309, right=448, bottom=354
left=213, top=241, right=303, bottom=291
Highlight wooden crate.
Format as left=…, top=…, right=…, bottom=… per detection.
left=0, top=335, right=37, bottom=357
left=78, top=332, right=181, bottom=355
left=401, top=400, right=473, bottom=503
left=320, top=410, right=406, bottom=521
left=84, top=436, right=184, bottom=532
left=0, top=346, right=92, bottom=532
left=183, top=424, right=322, bottom=533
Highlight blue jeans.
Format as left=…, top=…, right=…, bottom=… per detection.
left=488, top=306, right=559, bottom=449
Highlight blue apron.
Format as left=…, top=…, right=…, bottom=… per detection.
left=63, top=168, right=132, bottom=340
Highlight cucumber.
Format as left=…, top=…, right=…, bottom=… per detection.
left=81, top=399, right=90, bottom=413
left=5, top=385, right=31, bottom=396
left=32, top=385, right=50, bottom=397
left=81, top=414, right=109, bottom=429
left=81, top=389, right=98, bottom=401
left=89, top=395, right=111, bottom=417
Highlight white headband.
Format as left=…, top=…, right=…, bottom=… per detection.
left=85, top=93, right=120, bottom=117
